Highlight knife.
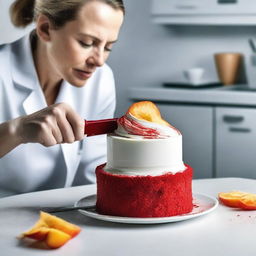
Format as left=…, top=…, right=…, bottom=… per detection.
left=84, top=118, right=118, bottom=136
left=42, top=194, right=97, bottom=213
left=43, top=204, right=95, bottom=213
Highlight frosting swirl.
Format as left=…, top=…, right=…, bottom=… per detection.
left=115, top=113, right=180, bottom=139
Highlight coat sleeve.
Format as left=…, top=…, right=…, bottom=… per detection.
left=72, top=64, right=116, bottom=185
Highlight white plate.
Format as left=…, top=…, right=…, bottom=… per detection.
left=75, top=193, right=218, bottom=224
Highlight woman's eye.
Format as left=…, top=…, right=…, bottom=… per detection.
left=105, top=47, right=112, bottom=52
left=78, top=41, right=92, bottom=48
left=78, top=40, right=113, bottom=52
left=105, top=44, right=113, bottom=52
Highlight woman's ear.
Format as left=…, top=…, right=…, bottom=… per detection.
left=36, top=14, right=53, bottom=42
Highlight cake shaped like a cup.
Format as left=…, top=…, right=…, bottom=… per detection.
left=96, top=101, right=193, bottom=218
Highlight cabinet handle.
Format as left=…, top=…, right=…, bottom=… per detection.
left=175, top=5, right=197, bottom=10
left=223, top=115, right=244, bottom=123
left=218, top=0, right=237, bottom=4
left=229, top=127, right=251, bottom=133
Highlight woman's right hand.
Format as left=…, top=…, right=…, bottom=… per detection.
left=14, top=103, right=85, bottom=146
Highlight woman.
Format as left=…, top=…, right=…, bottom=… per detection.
left=0, top=0, right=124, bottom=194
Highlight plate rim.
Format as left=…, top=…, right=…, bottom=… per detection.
left=75, top=193, right=219, bottom=224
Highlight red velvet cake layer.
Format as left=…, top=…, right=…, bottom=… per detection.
left=96, top=164, right=193, bottom=218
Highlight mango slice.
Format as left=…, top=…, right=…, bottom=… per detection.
left=128, top=101, right=171, bottom=127
left=218, top=191, right=249, bottom=208
left=39, top=211, right=81, bottom=238
left=239, top=194, right=256, bottom=210
left=218, top=191, right=256, bottom=210
left=20, top=211, right=81, bottom=249
left=22, top=226, right=49, bottom=241
left=46, top=229, right=71, bottom=249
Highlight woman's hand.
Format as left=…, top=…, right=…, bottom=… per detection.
left=15, top=103, right=85, bottom=146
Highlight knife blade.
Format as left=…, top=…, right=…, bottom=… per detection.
left=43, top=204, right=95, bottom=213
left=84, top=118, right=118, bottom=136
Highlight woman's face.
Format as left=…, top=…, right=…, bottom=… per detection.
left=44, top=1, right=124, bottom=87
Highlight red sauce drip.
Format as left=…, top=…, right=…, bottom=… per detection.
left=118, top=116, right=161, bottom=139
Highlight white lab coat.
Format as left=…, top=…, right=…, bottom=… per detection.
left=0, top=33, right=116, bottom=194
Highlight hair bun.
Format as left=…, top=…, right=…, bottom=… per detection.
left=10, top=0, right=35, bottom=28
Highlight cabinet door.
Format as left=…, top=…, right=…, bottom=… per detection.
left=216, top=107, right=256, bottom=178
left=151, top=0, right=256, bottom=25
left=158, top=104, right=213, bottom=179
left=152, top=0, right=206, bottom=15
left=152, top=0, right=256, bottom=15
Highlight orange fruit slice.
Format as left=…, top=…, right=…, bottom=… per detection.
left=218, top=191, right=249, bottom=208
left=46, top=228, right=71, bottom=249
left=20, top=211, right=81, bottom=249
left=239, top=194, right=256, bottom=210
left=128, top=101, right=171, bottom=127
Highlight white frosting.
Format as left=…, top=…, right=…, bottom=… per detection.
left=115, top=113, right=179, bottom=139
left=104, top=135, right=186, bottom=176
left=104, top=111, right=185, bottom=176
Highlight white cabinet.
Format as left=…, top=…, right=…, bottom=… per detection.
left=216, top=107, right=256, bottom=178
left=156, top=104, right=256, bottom=179
left=151, top=0, right=256, bottom=25
left=158, top=104, right=213, bottom=179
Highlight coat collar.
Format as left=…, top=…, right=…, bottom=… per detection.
left=11, top=33, right=38, bottom=92
left=10, top=33, right=46, bottom=115
left=10, top=33, right=82, bottom=115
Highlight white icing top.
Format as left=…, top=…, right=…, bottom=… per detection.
left=104, top=111, right=186, bottom=176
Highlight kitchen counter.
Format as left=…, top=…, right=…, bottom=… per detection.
left=0, top=178, right=256, bottom=256
left=129, top=85, right=256, bottom=107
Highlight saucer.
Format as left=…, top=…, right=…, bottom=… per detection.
left=75, top=193, right=218, bottom=224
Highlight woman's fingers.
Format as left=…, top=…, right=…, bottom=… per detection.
left=51, top=121, right=63, bottom=144
left=65, top=109, right=85, bottom=141
left=36, top=122, right=58, bottom=147
left=57, top=117, right=75, bottom=143
left=41, top=132, right=58, bottom=147
left=53, top=103, right=84, bottom=143
left=17, top=103, right=84, bottom=146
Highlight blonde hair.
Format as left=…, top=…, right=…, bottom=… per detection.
left=10, top=0, right=125, bottom=28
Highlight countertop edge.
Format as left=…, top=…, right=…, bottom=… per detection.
left=128, top=87, right=256, bottom=107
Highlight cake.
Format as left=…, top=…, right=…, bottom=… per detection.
left=96, top=101, right=193, bottom=217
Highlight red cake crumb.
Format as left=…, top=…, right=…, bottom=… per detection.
left=96, top=164, right=193, bottom=218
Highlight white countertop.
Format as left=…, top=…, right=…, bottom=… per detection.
left=0, top=178, right=256, bottom=256
left=129, top=86, right=256, bottom=107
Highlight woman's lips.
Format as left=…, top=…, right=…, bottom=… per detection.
left=74, top=69, right=92, bottom=80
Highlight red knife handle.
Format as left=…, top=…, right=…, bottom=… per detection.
left=84, top=118, right=118, bottom=136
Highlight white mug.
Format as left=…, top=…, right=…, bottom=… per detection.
left=183, top=68, right=204, bottom=85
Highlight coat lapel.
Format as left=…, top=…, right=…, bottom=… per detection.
left=11, top=33, right=46, bottom=115
left=56, top=81, right=83, bottom=187
left=10, top=34, right=81, bottom=187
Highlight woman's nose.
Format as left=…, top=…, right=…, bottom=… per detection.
left=90, top=48, right=105, bottom=67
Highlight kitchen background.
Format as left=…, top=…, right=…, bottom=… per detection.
left=1, top=0, right=256, bottom=179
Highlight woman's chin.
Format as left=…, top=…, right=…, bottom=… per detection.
left=67, top=77, right=89, bottom=88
